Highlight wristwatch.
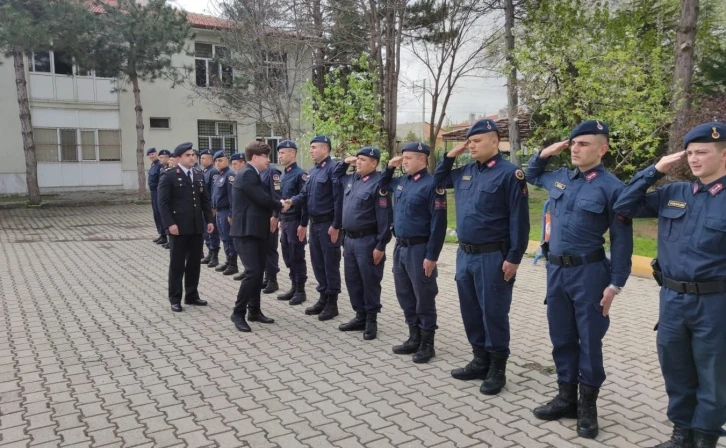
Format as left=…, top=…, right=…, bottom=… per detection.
left=608, top=285, right=623, bottom=295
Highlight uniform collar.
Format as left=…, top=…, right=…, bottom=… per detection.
left=152, top=159, right=160, bottom=165
left=409, top=167, right=428, bottom=182
left=218, top=166, right=229, bottom=175
left=178, top=165, right=191, bottom=177
left=285, top=162, right=298, bottom=172
left=357, top=170, right=375, bottom=182
left=476, top=152, right=502, bottom=171
left=316, top=156, right=332, bottom=167
left=693, top=175, right=726, bottom=196
left=570, top=163, right=605, bottom=182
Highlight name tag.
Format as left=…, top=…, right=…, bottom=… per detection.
left=462, top=176, right=472, bottom=181
left=397, top=185, right=403, bottom=190
left=667, top=200, right=686, bottom=209
left=555, top=182, right=566, bottom=190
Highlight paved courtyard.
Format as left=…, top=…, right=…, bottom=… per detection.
left=0, top=204, right=721, bottom=448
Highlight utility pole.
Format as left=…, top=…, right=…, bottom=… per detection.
left=421, top=79, right=426, bottom=141
left=504, top=0, right=521, bottom=166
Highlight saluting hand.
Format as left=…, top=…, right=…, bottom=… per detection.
left=540, top=140, right=570, bottom=158
left=344, top=156, right=358, bottom=165
left=655, top=150, right=686, bottom=174
left=169, top=225, right=179, bottom=235
left=388, top=156, right=403, bottom=168
left=447, top=141, right=468, bottom=158
left=502, top=261, right=519, bottom=282
left=423, top=259, right=437, bottom=277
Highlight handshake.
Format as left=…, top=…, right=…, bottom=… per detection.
left=280, top=199, right=293, bottom=212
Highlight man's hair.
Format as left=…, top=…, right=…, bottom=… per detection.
left=245, top=141, right=271, bottom=161
left=716, top=141, right=726, bottom=151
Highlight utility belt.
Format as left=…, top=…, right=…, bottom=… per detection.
left=652, top=258, right=726, bottom=294
left=547, top=248, right=606, bottom=267
left=309, top=213, right=334, bottom=224
left=458, top=241, right=507, bottom=254
left=396, top=236, right=429, bottom=247
left=343, top=228, right=377, bottom=239
left=280, top=214, right=302, bottom=223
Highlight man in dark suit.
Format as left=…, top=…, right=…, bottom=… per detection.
left=230, top=141, right=284, bottom=332
left=157, top=142, right=214, bottom=312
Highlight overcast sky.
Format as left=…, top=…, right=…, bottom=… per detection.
left=171, top=0, right=509, bottom=126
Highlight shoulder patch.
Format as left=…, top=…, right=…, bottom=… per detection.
left=302, top=173, right=310, bottom=181
left=213, top=174, right=219, bottom=181
left=515, top=169, right=525, bottom=181
left=228, top=175, right=234, bottom=182
left=379, top=188, right=388, bottom=196
left=273, top=174, right=280, bottom=181
left=436, top=187, right=445, bottom=195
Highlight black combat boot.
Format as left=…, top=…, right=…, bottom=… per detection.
left=339, top=311, right=366, bottom=331
left=392, top=325, right=421, bottom=355
left=153, top=235, right=162, bottom=243
left=363, top=311, right=378, bottom=340
left=278, top=283, right=295, bottom=301
left=223, top=256, right=238, bottom=275
left=201, top=248, right=212, bottom=264
left=650, top=425, right=693, bottom=448
left=451, top=351, right=490, bottom=381
left=319, top=294, right=339, bottom=321
left=289, top=282, right=307, bottom=305
left=413, top=330, right=435, bottom=363
left=533, top=382, right=578, bottom=421
left=207, top=249, right=219, bottom=268
left=305, top=293, right=327, bottom=315
left=692, top=431, right=719, bottom=448
left=156, top=235, right=168, bottom=245
left=215, top=257, right=229, bottom=272
left=163, top=241, right=171, bottom=249
left=480, top=355, right=507, bottom=395
left=247, top=308, right=275, bottom=324
left=577, top=384, right=600, bottom=439
left=233, top=263, right=244, bottom=280
left=262, top=274, right=279, bottom=294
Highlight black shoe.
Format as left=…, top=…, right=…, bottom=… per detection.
left=339, top=311, right=367, bottom=331
left=451, top=353, right=490, bottom=380
left=692, top=431, right=718, bottom=448
left=533, top=382, right=578, bottom=421
left=215, top=261, right=229, bottom=272
left=651, top=425, right=693, bottom=448
left=278, top=285, right=295, bottom=301
left=233, top=269, right=244, bottom=281
left=393, top=325, right=422, bottom=355
left=171, top=304, right=183, bottom=312
left=153, top=235, right=162, bottom=243
left=231, top=314, right=251, bottom=332
left=207, top=249, right=220, bottom=268
left=480, top=355, right=507, bottom=395
left=262, top=275, right=279, bottom=294
left=184, top=298, right=208, bottom=306
left=156, top=235, right=168, bottom=245
left=201, top=249, right=212, bottom=264
left=223, top=257, right=238, bottom=275
left=163, top=242, right=170, bottom=249
left=289, top=282, right=307, bottom=305
left=363, top=311, right=377, bottom=340
left=413, top=329, right=435, bottom=363
left=577, top=384, right=600, bottom=439
left=305, top=293, right=327, bottom=315
left=248, top=309, right=275, bottom=324
left=319, top=294, right=339, bottom=321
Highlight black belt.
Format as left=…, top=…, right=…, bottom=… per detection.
left=343, top=228, right=377, bottom=239
left=663, top=276, right=726, bottom=295
left=397, top=236, right=429, bottom=247
left=549, top=248, right=606, bottom=267
left=459, top=242, right=506, bottom=254
left=309, top=213, right=334, bottom=224
left=280, top=214, right=301, bottom=222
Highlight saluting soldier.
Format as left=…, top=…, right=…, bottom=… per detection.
left=147, top=147, right=165, bottom=244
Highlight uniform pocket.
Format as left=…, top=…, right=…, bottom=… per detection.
left=698, top=217, right=726, bottom=250
left=659, top=206, right=687, bottom=242
left=475, top=182, right=499, bottom=212
left=577, top=198, right=607, bottom=228
left=548, top=187, right=565, bottom=217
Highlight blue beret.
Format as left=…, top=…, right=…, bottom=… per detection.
left=199, top=149, right=213, bottom=156
left=277, top=140, right=298, bottom=150
left=213, top=150, right=227, bottom=161
left=172, top=142, right=194, bottom=158
left=401, top=141, right=431, bottom=155
left=683, top=122, right=726, bottom=148
left=230, top=153, right=245, bottom=161
left=158, top=149, right=170, bottom=156
left=569, top=120, right=609, bottom=141
left=311, top=135, right=331, bottom=145
left=466, top=119, right=499, bottom=138
left=356, top=146, right=380, bottom=160
left=146, top=147, right=157, bottom=155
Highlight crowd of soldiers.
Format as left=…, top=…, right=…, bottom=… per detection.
left=146, top=118, right=726, bottom=448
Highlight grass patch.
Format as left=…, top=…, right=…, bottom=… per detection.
left=0, top=194, right=60, bottom=203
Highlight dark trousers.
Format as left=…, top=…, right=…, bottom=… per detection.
left=168, top=234, right=204, bottom=305
left=233, top=236, right=268, bottom=315
left=309, top=221, right=341, bottom=294
left=150, top=189, right=164, bottom=235
left=343, top=234, right=384, bottom=313
left=203, top=215, right=220, bottom=250
left=216, top=209, right=236, bottom=259
left=266, top=229, right=280, bottom=277
left=393, top=243, right=438, bottom=331
left=545, top=260, right=610, bottom=387
left=281, top=219, right=307, bottom=284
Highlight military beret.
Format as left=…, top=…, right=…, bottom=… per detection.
left=569, top=120, right=609, bottom=141
left=146, top=147, right=157, bottom=155
left=199, top=149, right=213, bottom=156
left=158, top=149, right=170, bottom=156
left=213, top=150, right=227, bottom=161
left=230, top=153, right=245, bottom=161
left=172, top=142, right=194, bottom=157
left=466, top=119, right=499, bottom=138
left=683, top=122, right=726, bottom=148
left=401, top=141, right=431, bottom=155
left=356, top=146, right=380, bottom=160
left=311, top=135, right=331, bottom=145
left=277, top=140, right=298, bottom=150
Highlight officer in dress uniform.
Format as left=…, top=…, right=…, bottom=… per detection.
left=147, top=147, right=165, bottom=244
left=380, top=142, right=446, bottom=363
left=434, top=118, right=530, bottom=396
left=200, top=149, right=221, bottom=268
left=211, top=150, right=239, bottom=276
left=613, top=122, right=726, bottom=448
left=275, top=141, right=309, bottom=305
left=230, top=153, right=247, bottom=281
left=260, top=159, right=283, bottom=294
left=285, top=136, right=343, bottom=321
left=526, top=120, right=633, bottom=440
left=157, top=142, right=214, bottom=312
left=332, top=147, right=392, bottom=340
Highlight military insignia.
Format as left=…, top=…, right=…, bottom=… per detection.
left=397, top=185, right=403, bottom=190
left=176, top=169, right=180, bottom=174
left=379, top=198, right=389, bottom=208
left=434, top=199, right=446, bottom=210
left=487, top=159, right=496, bottom=168
left=462, top=176, right=472, bottom=181
left=596, top=121, right=604, bottom=130
left=347, top=183, right=352, bottom=188
left=273, top=174, right=280, bottom=181
left=228, top=176, right=234, bottom=182
left=417, top=142, right=423, bottom=151
left=712, top=127, right=721, bottom=140
left=379, top=188, right=388, bottom=196
left=363, top=175, right=369, bottom=182
left=486, top=121, right=492, bottom=130
left=515, top=169, right=525, bottom=180
left=709, top=183, right=723, bottom=196
left=178, top=178, right=182, bottom=181
left=414, top=174, right=421, bottom=181
left=213, top=174, right=219, bottom=181
left=693, top=183, right=699, bottom=195
left=302, top=173, right=310, bottom=181
left=321, top=161, right=326, bottom=168
left=667, top=200, right=686, bottom=209
left=555, top=182, right=566, bottom=190
left=286, top=167, right=291, bottom=172
left=585, top=172, right=597, bottom=182
left=436, top=187, right=445, bottom=195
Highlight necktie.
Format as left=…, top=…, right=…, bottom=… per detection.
left=187, top=170, right=192, bottom=183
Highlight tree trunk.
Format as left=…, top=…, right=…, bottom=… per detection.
left=131, top=74, right=147, bottom=200
left=13, top=52, right=41, bottom=205
left=312, top=0, right=325, bottom=95
left=668, top=0, right=699, bottom=155
left=505, top=0, right=521, bottom=166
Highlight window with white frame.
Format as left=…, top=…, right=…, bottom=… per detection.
left=29, top=50, right=114, bottom=78
left=255, top=123, right=282, bottom=164
left=198, top=120, right=237, bottom=155
left=34, top=128, right=122, bottom=162
left=195, top=43, right=233, bottom=88
left=261, top=52, right=287, bottom=90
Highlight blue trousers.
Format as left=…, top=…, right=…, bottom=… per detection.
left=203, top=211, right=220, bottom=250
left=456, top=249, right=513, bottom=357
left=215, top=209, right=236, bottom=258
left=309, top=221, right=341, bottom=295
left=545, top=260, right=610, bottom=387
left=281, top=219, right=307, bottom=284
left=150, top=189, right=164, bottom=235
left=393, top=243, right=438, bottom=331
left=658, top=288, right=726, bottom=436
left=343, top=234, right=384, bottom=313
left=266, top=229, right=280, bottom=277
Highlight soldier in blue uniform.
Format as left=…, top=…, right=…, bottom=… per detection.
left=275, top=141, right=309, bottom=305
left=380, top=142, right=446, bottom=363
left=229, top=153, right=247, bottom=281
left=434, top=118, right=530, bottom=396
left=285, top=136, right=343, bottom=321
left=158, top=149, right=170, bottom=169
left=147, top=147, right=165, bottom=244
left=159, top=150, right=175, bottom=249
left=613, top=122, right=726, bottom=448
left=260, top=160, right=283, bottom=294
left=211, top=150, right=239, bottom=276
left=332, top=147, right=392, bottom=340
left=526, top=120, right=633, bottom=440
left=200, top=149, right=221, bottom=268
